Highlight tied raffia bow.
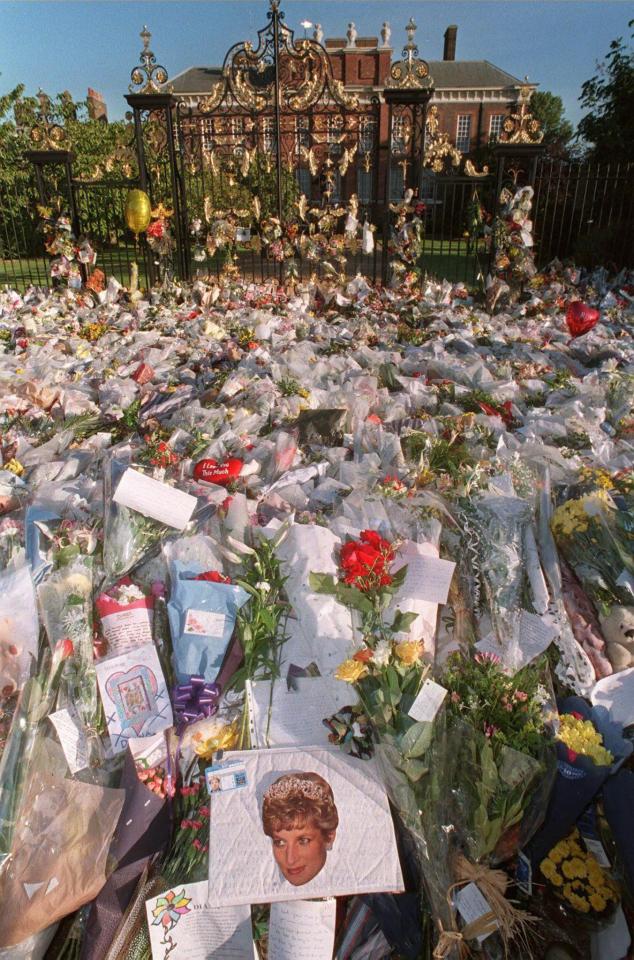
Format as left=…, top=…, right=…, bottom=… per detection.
left=432, top=853, right=535, bottom=959
left=173, top=676, right=221, bottom=727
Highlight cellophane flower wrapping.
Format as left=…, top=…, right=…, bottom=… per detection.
left=103, top=458, right=172, bottom=584
left=0, top=743, right=124, bottom=948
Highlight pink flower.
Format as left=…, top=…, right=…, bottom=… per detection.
left=474, top=651, right=501, bottom=666
left=514, top=690, right=528, bottom=702
left=450, top=691, right=461, bottom=703
left=483, top=723, right=499, bottom=738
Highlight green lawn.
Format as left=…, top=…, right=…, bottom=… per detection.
left=1, top=239, right=490, bottom=292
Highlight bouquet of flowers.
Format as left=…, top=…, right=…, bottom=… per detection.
left=538, top=828, right=620, bottom=924
left=491, top=185, right=537, bottom=296
left=551, top=474, right=634, bottom=672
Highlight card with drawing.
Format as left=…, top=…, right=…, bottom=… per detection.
left=95, top=643, right=173, bottom=754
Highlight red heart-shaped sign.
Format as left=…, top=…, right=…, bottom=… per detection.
left=565, top=301, right=600, bottom=338
left=193, top=457, right=243, bottom=486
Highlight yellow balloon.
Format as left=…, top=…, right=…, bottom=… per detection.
left=124, top=189, right=152, bottom=236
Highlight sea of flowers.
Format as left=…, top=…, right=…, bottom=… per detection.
left=0, top=258, right=632, bottom=960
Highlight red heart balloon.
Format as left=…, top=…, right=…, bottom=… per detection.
left=193, top=457, right=243, bottom=486
left=565, top=301, right=600, bottom=338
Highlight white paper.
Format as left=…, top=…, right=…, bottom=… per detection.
left=49, top=705, right=89, bottom=774
left=584, top=838, right=611, bottom=868
left=454, top=882, right=497, bottom=944
left=95, top=643, right=173, bottom=754
left=145, top=881, right=253, bottom=960
left=113, top=467, right=197, bottom=530
left=476, top=610, right=558, bottom=674
left=268, top=899, right=336, bottom=960
left=386, top=541, right=447, bottom=661
left=247, top=676, right=353, bottom=749
left=207, top=746, right=403, bottom=906
left=100, top=606, right=153, bottom=655
left=408, top=680, right=447, bottom=724
left=591, top=668, right=634, bottom=727
left=401, top=554, right=456, bottom=605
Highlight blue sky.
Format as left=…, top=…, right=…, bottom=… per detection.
left=0, top=2, right=630, bottom=129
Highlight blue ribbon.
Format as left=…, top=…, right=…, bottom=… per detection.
left=173, top=675, right=221, bottom=727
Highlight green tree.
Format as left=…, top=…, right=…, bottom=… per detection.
left=529, top=90, right=574, bottom=158
left=577, top=20, right=634, bottom=162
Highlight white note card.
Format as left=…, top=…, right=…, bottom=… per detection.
left=113, top=467, right=197, bottom=530
left=591, top=668, right=634, bottom=728
left=403, top=555, right=456, bottom=605
left=408, top=679, right=447, bottom=723
left=247, top=676, right=353, bottom=749
left=49, top=705, right=89, bottom=774
left=454, top=882, right=497, bottom=944
left=268, top=899, right=336, bottom=960
left=145, top=881, right=253, bottom=960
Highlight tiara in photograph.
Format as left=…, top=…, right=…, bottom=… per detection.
left=264, top=776, right=329, bottom=803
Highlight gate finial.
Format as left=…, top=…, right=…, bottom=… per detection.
left=386, top=18, right=433, bottom=89
left=129, top=25, right=173, bottom=94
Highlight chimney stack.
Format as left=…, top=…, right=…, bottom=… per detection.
left=443, top=25, right=457, bottom=61
left=87, top=88, right=108, bottom=122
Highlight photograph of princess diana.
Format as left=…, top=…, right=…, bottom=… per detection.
left=261, top=772, right=338, bottom=886
left=207, top=746, right=403, bottom=907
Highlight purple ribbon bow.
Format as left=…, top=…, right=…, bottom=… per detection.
left=173, top=675, right=221, bottom=727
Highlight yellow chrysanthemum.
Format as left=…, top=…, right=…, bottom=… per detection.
left=569, top=894, right=590, bottom=913
left=549, top=871, right=564, bottom=887
left=562, top=857, right=585, bottom=879
left=335, top=658, right=369, bottom=683
left=589, top=893, right=607, bottom=913
left=394, top=640, right=424, bottom=665
left=540, top=859, right=558, bottom=881
left=557, top=714, right=613, bottom=766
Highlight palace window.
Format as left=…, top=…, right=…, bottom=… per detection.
left=456, top=114, right=472, bottom=153
left=489, top=114, right=506, bottom=142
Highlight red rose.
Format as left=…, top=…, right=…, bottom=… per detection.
left=353, top=648, right=374, bottom=663
left=565, top=301, right=600, bottom=338
left=193, top=457, right=243, bottom=486
left=147, top=220, right=165, bottom=240
left=194, top=570, right=231, bottom=583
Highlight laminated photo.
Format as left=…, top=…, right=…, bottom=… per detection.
left=207, top=746, right=403, bottom=906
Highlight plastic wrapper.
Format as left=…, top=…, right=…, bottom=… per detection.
left=167, top=561, right=249, bottom=683
left=0, top=765, right=124, bottom=948
left=0, top=564, right=39, bottom=703
left=103, top=458, right=173, bottom=583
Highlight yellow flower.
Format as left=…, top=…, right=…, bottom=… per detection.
left=562, top=857, right=585, bottom=879
left=3, top=458, right=24, bottom=476
left=394, top=640, right=424, bottom=665
left=589, top=893, right=607, bottom=913
left=335, top=658, right=369, bottom=683
left=549, top=872, right=563, bottom=887
left=557, top=714, right=613, bottom=766
left=549, top=843, right=567, bottom=863
left=570, top=894, right=590, bottom=913
left=192, top=719, right=240, bottom=760
left=540, top=858, right=558, bottom=881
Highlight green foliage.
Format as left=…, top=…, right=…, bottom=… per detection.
left=530, top=90, right=575, bottom=158
left=577, top=20, right=634, bottom=162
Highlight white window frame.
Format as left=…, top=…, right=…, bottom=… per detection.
left=456, top=114, right=472, bottom=153
left=488, top=114, right=506, bottom=142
